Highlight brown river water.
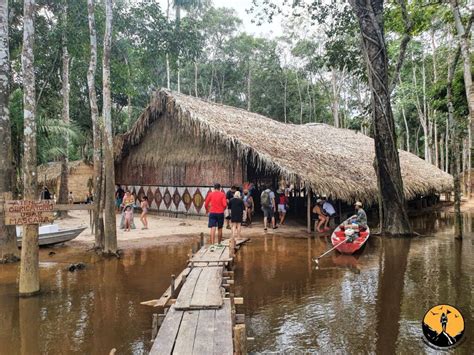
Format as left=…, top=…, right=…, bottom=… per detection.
left=0, top=211, right=473, bottom=354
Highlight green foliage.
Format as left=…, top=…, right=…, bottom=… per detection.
left=7, top=0, right=472, bottom=173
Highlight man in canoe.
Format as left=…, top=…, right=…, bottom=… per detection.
left=352, top=201, right=367, bottom=229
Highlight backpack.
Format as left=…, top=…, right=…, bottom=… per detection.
left=261, top=190, right=271, bottom=207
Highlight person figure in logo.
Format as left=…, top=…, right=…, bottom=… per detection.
left=441, top=312, right=448, bottom=333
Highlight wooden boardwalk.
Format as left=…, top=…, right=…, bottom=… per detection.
left=150, top=300, right=233, bottom=355
left=146, top=238, right=249, bottom=355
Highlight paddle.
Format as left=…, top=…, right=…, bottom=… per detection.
left=313, top=237, right=350, bottom=264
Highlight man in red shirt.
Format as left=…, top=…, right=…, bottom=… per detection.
left=204, top=183, right=227, bottom=244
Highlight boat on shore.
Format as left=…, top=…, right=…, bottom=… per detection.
left=16, top=225, right=86, bottom=247
left=330, top=218, right=370, bottom=255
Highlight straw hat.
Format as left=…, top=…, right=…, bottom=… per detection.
left=354, top=201, right=363, bottom=207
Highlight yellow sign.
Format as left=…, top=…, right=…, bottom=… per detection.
left=422, top=304, right=465, bottom=349
left=4, top=200, right=55, bottom=225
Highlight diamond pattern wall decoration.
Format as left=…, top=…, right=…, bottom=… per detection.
left=163, top=188, right=172, bottom=209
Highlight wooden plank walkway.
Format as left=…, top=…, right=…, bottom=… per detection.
left=190, top=244, right=231, bottom=265
left=147, top=238, right=250, bottom=355
left=150, top=300, right=233, bottom=355
left=174, top=267, right=223, bottom=310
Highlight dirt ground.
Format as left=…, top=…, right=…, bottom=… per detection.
left=55, top=199, right=473, bottom=251
left=59, top=210, right=308, bottom=250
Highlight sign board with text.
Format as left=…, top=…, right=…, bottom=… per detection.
left=4, top=200, right=55, bottom=225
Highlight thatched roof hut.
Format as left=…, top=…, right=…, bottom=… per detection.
left=115, top=90, right=452, bottom=205
left=38, top=160, right=93, bottom=202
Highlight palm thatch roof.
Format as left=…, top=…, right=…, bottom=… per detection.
left=115, top=89, right=453, bottom=203
left=37, top=160, right=89, bottom=184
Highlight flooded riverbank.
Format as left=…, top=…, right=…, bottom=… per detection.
left=0, top=244, right=193, bottom=354
left=0, top=211, right=472, bottom=354
left=235, top=211, right=473, bottom=353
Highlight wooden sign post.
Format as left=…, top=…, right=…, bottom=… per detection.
left=4, top=200, right=55, bottom=226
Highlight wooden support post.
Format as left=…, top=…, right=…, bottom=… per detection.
left=230, top=293, right=236, bottom=327
left=157, top=313, right=166, bottom=327
left=151, top=313, right=158, bottom=341
left=236, top=314, right=245, bottom=324
left=191, top=243, right=196, bottom=255
left=170, top=274, right=175, bottom=296
left=234, top=324, right=247, bottom=355
left=230, top=238, right=235, bottom=258
left=200, top=232, right=204, bottom=248
left=306, top=187, right=312, bottom=234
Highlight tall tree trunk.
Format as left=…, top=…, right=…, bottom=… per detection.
left=430, top=28, right=438, bottom=82
left=440, top=135, right=445, bottom=172
left=194, top=61, right=198, bottom=97
left=401, top=104, right=410, bottom=153
left=445, top=117, right=449, bottom=172
left=434, top=121, right=439, bottom=168
left=349, top=0, right=412, bottom=235
left=123, top=54, right=132, bottom=127
left=331, top=68, right=340, bottom=128
left=453, top=141, right=463, bottom=239
left=221, top=71, right=225, bottom=103
left=208, top=63, right=214, bottom=99
left=0, top=0, right=19, bottom=263
left=102, top=0, right=117, bottom=254
left=412, top=59, right=430, bottom=162
left=450, top=1, right=473, bottom=198
left=57, top=1, right=69, bottom=217
left=166, top=0, right=170, bottom=89
left=19, top=0, right=39, bottom=296
left=415, top=125, right=420, bottom=157
left=306, top=82, right=313, bottom=122
left=283, top=71, right=288, bottom=123
left=447, top=40, right=462, bottom=239
left=176, top=6, right=181, bottom=93
left=247, top=63, right=251, bottom=111
left=296, top=73, right=303, bottom=124
left=87, top=0, right=104, bottom=248
left=177, top=58, right=180, bottom=93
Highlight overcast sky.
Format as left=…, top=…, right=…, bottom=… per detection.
left=157, top=0, right=283, bottom=37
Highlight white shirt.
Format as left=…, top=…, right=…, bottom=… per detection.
left=323, top=201, right=336, bottom=216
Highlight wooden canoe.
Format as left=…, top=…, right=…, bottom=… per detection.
left=331, top=219, right=370, bottom=255
left=17, top=227, right=86, bottom=247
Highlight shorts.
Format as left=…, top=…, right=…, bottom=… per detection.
left=278, top=204, right=286, bottom=213
left=225, top=208, right=231, bottom=220
left=231, top=212, right=243, bottom=223
left=116, top=198, right=123, bottom=208
left=208, top=213, right=224, bottom=229
left=262, top=206, right=274, bottom=219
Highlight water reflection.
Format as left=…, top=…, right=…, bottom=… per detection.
left=0, top=244, right=192, bottom=354
left=235, top=212, right=474, bottom=353
left=0, top=212, right=473, bottom=354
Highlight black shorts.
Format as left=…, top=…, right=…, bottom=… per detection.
left=231, top=213, right=243, bottom=223
left=208, top=213, right=224, bottom=228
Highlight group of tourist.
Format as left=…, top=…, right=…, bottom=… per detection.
left=204, top=183, right=294, bottom=246
left=112, top=183, right=368, bottom=243
left=115, top=185, right=149, bottom=232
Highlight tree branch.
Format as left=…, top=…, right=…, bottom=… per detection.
left=389, top=0, right=413, bottom=93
